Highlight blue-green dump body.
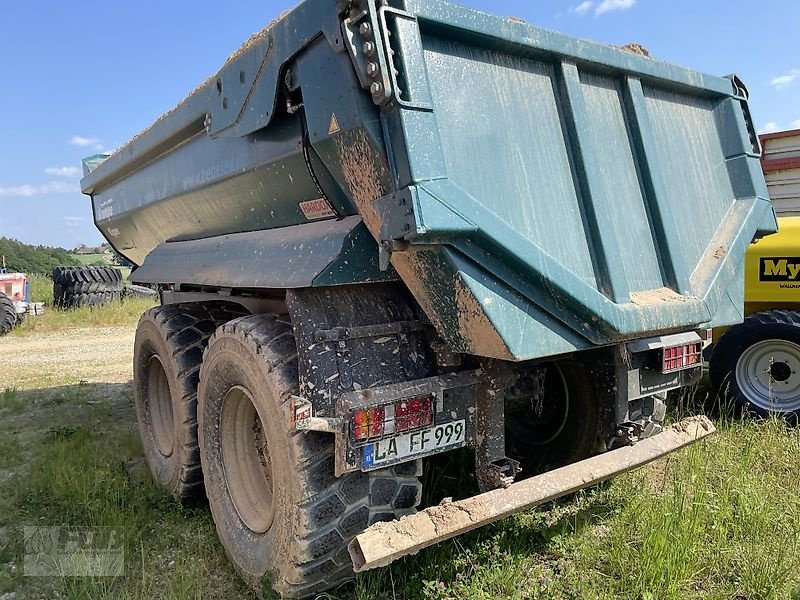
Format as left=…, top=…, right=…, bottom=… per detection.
left=81, top=0, right=777, bottom=362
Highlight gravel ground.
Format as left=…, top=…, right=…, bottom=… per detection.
left=0, top=326, right=135, bottom=390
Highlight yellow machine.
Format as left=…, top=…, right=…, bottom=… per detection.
left=744, top=217, right=800, bottom=312
left=710, top=130, right=800, bottom=419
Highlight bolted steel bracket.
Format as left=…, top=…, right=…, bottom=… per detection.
left=375, top=188, right=416, bottom=271
left=341, top=0, right=394, bottom=106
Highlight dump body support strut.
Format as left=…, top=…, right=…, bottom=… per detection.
left=348, top=415, right=715, bottom=572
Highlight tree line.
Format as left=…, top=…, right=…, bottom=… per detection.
left=0, top=237, right=81, bottom=274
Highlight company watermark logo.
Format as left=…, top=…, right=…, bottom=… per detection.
left=23, top=527, right=125, bottom=577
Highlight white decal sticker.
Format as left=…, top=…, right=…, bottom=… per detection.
left=107, top=228, right=121, bottom=238
left=96, top=199, right=114, bottom=221
left=299, top=198, right=337, bottom=220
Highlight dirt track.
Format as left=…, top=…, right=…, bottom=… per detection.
left=0, top=325, right=135, bottom=390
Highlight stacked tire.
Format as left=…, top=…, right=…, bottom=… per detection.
left=122, top=284, right=159, bottom=301
left=53, top=266, right=123, bottom=309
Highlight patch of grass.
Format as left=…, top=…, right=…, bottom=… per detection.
left=0, top=388, right=25, bottom=413
left=27, top=272, right=54, bottom=306
left=0, top=435, right=22, bottom=469
left=0, top=387, right=251, bottom=599
left=1, top=363, right=798, bottom=599
left=12, top=298, right=155, bottom=336
left=69, top=254, right=111, bottom=267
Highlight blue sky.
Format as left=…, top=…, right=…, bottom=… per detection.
left=1, top=0, right=797, bottom=249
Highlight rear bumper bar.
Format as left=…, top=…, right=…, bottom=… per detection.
left=348, top=415, right=715, bottom=572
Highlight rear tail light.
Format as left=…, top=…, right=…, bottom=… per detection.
left=394, top=396, right=433, bottom=433
left=661, top=342, right=702, bottom=373
left=354, top=406, right=385, bottom=441
left=352, top=395, right=434, bottom=441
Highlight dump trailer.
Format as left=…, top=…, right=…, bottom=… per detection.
left=710, top=129, right=800, bottom=419
left=80, top=0, right=775, bottom=596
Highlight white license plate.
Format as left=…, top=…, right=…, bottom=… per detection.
left=362, top=420, right=466, bottom=468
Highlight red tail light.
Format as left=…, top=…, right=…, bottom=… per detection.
left=394, top=396, right=433, bottom=433
left=352, top=395, right=434, bottom=441
left=661, top=342, right=702, bottom=373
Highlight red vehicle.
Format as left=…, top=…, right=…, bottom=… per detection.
left=0, top=271, right=29, bottom=335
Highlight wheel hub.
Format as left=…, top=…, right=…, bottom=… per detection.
left=735, top=339, right=800, bottom=413
left=769, top=361, right=792, bottom=383
left=220, top=387, right=275, bottom=534
left=146, top=356, right=174, bottom=457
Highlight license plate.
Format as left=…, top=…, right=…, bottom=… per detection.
left=362, top=420, right=466, bottom=468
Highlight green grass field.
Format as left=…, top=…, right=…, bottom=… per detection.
left=1, top=303, right=799, bottom=600
left=69, top=253, right=110, bottom=267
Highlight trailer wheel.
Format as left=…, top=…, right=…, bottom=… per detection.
left=710, top=310, right=800, bottom=421
left=0, top=293, right=16, bottom=336
left=199, top=315, right=421, bottom=599
left=133, top=302, right=247, bottom=499
left=505, top=361, right=600, bottom=473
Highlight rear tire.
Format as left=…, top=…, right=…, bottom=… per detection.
left=199, top=314, right=422, bottom=598
left=0, top=293, right=16, bottom=336
left=710, top=310, right=800, bottom=421
left=133, top=302, right=248, bottom=499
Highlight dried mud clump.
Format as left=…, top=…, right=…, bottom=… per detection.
left=618, top=43, right=651, bottom=57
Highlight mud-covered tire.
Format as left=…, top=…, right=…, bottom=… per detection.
left=0, top=293, right=16, bottom=336
left=199, top=315, right=422, bottom=599
left=52, top=266, right=122, bottom=308
left=123, top=284, right=158, bottom=300
left=134, top=302, right=248, bottom=499
left=710, top=310, right=800, bottom=421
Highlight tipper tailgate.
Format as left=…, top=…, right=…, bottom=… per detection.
left=357, top=0, right=777, bottom=359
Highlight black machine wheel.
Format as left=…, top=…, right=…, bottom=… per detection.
left=52, top=266, right=123, bottom=308
left=710, top=310, right=800, bottom=421
left=198, top=314, right=422, bottom=598
left=0, top=292, right=16, bottom=336
left=133, top=302, right=248, bottom=499
left=505, top=361, right=601, bottom=473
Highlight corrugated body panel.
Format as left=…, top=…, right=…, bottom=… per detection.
left=765, top=169, right=800, bottom=215
left=578, top=72, right=663, bottom=293
left=642, top=87, right=735, bottom=278
left=421, top=36, right=599, bottom=289
left=763, top=133, right=800, bottom=160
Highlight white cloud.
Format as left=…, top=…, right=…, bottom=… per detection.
left=571, top=0, right=636, bottom=16
left=791, top=119, right=800, bottom=129
left=758, top=122, right=779, bottom=134
left=70, top=135, right=99, bottom=147
left=63, top=216, right=87, bottom=228
left=595, top=0, right=636, bottom=15
left=770, top=68, right=800, bottom=90
left=0, top=181, right=79, bottom=198
left=44, top=166, right=81, bottom=178
left=571, top=1, right=594, bottom=15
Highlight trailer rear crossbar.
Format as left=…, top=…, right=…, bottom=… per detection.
left=348, top=416, right=715, bottom=572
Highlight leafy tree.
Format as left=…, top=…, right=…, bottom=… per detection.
left=0, top=237, right=82, bottom=274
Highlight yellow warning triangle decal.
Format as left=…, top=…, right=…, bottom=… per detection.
left=328, top=113, right=341, bottom=135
